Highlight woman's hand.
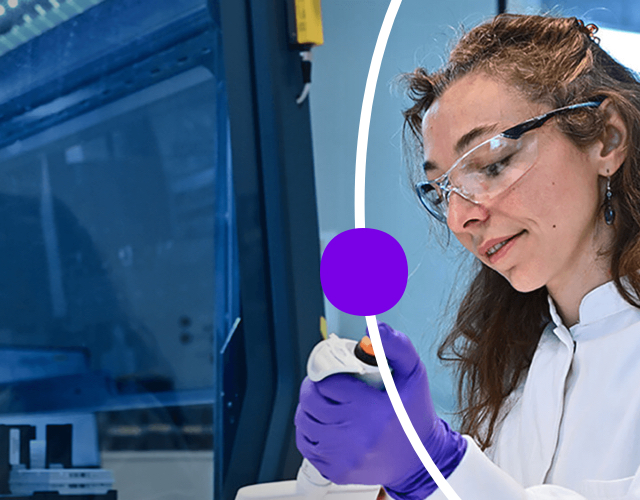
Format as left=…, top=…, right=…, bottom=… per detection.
left=295, top=322, right=467, bottom=499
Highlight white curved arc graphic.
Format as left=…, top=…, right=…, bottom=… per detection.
left=354, top=2, right=463, bottom=499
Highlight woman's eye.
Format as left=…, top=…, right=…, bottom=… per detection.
left=482, top=154, right=514, bottom=177
left=421, top=184, right=444, bottom=205
left=432, top=194, right=444, bottom=206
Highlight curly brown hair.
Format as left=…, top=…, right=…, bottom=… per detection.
left=402, top=13, right=640, bottom=450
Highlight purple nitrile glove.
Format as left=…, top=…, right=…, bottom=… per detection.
left=295, top=322, right=467, bottom=500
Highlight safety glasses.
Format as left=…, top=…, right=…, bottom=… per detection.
left=415, top=100, right=604, bottom=223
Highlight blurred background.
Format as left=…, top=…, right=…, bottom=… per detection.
left=0, top=0, right=635, bottom=499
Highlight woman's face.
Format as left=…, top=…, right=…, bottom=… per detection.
left=421, top=72, right=619, bottom=295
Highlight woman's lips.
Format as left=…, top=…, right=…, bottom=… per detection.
left=481, top=230, right=526, bottom=263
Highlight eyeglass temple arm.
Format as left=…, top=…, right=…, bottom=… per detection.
left=501, top=100, right=604, bottom=140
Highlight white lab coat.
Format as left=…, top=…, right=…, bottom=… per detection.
left=430, top=281, right=640, bottom=500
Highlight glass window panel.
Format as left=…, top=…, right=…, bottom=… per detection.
left=0, top=0, right=231, bottom=496
left=0, top=67, right=222, bottom=498
left=0, top=72, right=218, bottom=393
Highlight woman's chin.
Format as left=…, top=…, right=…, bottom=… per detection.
left=501, top=270, right=545, bottom=294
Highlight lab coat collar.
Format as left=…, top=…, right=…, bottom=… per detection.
left=547, top=280, right=639, bottom=341
left=546, top=298, right=574, bottom=349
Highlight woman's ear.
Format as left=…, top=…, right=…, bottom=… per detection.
left=596, top=98, right=628, bottom=176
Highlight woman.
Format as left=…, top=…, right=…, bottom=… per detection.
left=295, top=13, right=640, bottom=500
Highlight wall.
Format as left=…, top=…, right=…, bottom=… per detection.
left=310, top=0, right=496, bottom=416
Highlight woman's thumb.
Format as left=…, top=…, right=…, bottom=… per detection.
left=366, top=321, right=420, bottom=379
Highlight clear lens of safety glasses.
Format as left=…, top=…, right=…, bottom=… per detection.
left=416, top=131, right=539, bottom=223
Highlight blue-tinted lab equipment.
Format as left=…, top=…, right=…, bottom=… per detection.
left=0, top=1, right=324, bottom=499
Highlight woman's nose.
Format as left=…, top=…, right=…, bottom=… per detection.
left=446, top=191, right=490, bottom=232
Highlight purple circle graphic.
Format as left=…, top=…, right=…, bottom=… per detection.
left=320, top=228, right=408, bottom=316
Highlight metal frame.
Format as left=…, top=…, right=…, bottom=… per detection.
left=216, top=0, right=324, bottom=497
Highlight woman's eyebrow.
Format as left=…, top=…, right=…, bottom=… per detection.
left=422, top=159, right=439, bottom=173
left=455, top=124, right=499, bottom=155
left=422, top=123, right=500, bottom=174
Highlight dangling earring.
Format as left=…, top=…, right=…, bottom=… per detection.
left=604, top=176, right=615, bottom=226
